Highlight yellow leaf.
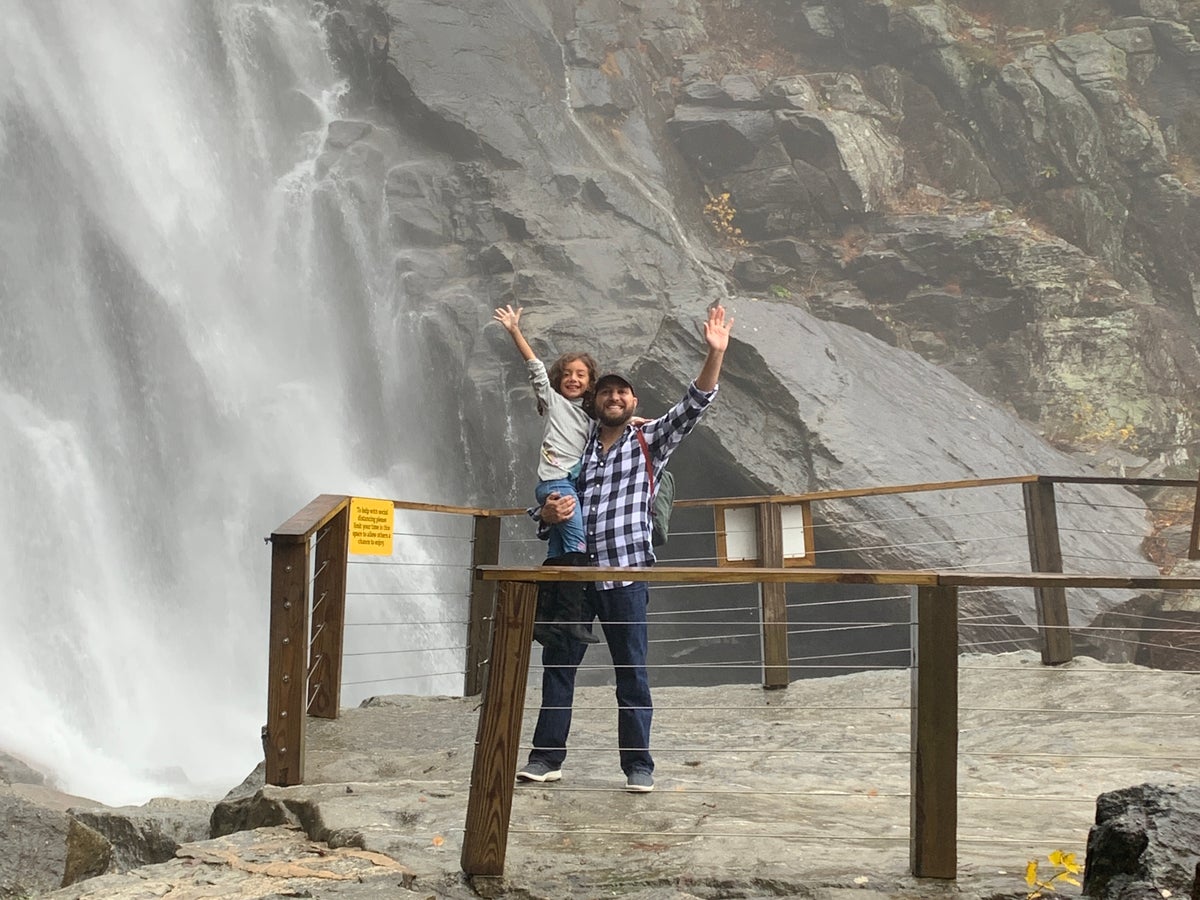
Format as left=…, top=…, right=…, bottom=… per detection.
left=1061, top=876, right=1081, bottom=887
left=1048, top=850, right=1064, bottom=867
left=1063, top=852, right=1081, bottom=874
left=1025, top=860, right=1039, bottom=886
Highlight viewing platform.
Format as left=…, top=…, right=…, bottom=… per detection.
left=274, top=656, right=1198, bottom=896
left=259, top=473, right=1200, bottom=889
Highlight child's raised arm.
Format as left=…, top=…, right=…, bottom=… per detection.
left=493, top=304, right=536, bottom=361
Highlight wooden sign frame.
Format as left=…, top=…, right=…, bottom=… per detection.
left=714, top=501, right=815, bottom=567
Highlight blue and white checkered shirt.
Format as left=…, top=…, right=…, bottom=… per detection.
left=537, top=381, right=716, bottom=588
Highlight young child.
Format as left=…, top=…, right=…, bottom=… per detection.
left=493, top=304, right=600, bottom=645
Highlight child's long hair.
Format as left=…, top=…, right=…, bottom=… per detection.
left=541, top=351, right=598, bottom=416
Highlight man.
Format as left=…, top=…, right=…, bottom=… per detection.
left=516, top=303, right=734, bottom=793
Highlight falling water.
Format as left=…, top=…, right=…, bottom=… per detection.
left=0, top=1, right=432, bottom=805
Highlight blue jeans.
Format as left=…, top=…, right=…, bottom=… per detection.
left=527, top=581, right=653, bottom=776
left=535, top=478, right=586, bottom=557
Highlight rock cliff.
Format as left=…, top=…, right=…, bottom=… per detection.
left=303, top=0, right=1200, bottom=639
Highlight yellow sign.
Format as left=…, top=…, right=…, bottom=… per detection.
left=349, top=497, right=394, bottom=555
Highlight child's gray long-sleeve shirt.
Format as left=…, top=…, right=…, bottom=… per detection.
left=527, top=358, right=591, bottom=482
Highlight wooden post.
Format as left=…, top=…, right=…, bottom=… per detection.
left=1189, top=470, right=1200, bottom=561
left=910, top=584, right=958, bottom=879
left=1022, top=481, right=1074, bottom=665
left=756, top=502, right=789, bottom=689
left=465, top=515, right=502, bottom=696
left=461, top=580, right=537, bottom=876
left=307, top=505, right=350, bottom=719
left=265, top=538, right=311, bottom=786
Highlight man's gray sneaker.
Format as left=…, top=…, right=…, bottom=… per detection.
left=516, top=760, right=562, bottom=783
left=625, top=769, right=654, bottom=792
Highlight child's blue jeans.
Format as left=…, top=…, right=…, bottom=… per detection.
left=535, top=477, right=587, bottom=557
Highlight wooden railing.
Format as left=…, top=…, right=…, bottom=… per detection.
left=460, top=564, right=1200, bottom=879
left=263, top=472, right=1200, bottom=872
left=263, top=495, right=505, bottom=783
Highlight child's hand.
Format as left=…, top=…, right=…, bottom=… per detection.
left=492, top=304, right=523, bottom=333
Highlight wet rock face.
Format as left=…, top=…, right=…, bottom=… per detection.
left=312, top=0, right=1198, bottom=642
left=339, top=0, right=1200, bottom=476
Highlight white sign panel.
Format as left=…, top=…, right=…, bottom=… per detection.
left=723, top=506, right=758, bottom=562
left=781, top=504, right=809, bottom=558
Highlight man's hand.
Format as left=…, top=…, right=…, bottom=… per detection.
left=695, top=303, right=734, bottom=392
left=540, top=492, right=576, bottom=525
left=702, top=304, right=734, bottom=353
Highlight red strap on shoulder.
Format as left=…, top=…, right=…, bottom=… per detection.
left=634, top=429, right=655, bottom=501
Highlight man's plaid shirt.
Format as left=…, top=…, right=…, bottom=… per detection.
left=533, top=382, right=717, bottom=588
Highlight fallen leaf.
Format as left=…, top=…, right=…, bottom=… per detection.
left=431, top=835, right=445, bottom=847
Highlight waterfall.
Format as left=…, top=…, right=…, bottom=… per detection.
left=0, top=1, right=430, bottom=805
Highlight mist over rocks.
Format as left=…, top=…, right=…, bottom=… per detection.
left=0, top=751, right=45, bottom=788
left=0, top=766, right=214, bottom=898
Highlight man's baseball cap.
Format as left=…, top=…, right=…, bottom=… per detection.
left=594, top=372, right=635, bottom=392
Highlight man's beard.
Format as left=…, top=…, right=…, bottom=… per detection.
left=597, top=407, right=635, bottom=427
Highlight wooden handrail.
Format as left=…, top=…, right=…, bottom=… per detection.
left=271, top=493, right=351, bottom=542
left=448, top=471, right=1200, bottom=517
left=474, top=565, right=1200, bottom=590
left=1041, top=474, right=1199, bottom=487
left=390, top=498, right=506, bottom=517
left=677, top=473, right=1040, bottom=507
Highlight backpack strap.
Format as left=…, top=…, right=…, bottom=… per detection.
left=634, top=429, right=655, bottom=502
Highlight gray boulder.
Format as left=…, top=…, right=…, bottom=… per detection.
left=68, top=798, right=214, bottom=873
left=1084, top=782, right=1200, bottom=899
left=0, top=785, right=111, bottom=896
